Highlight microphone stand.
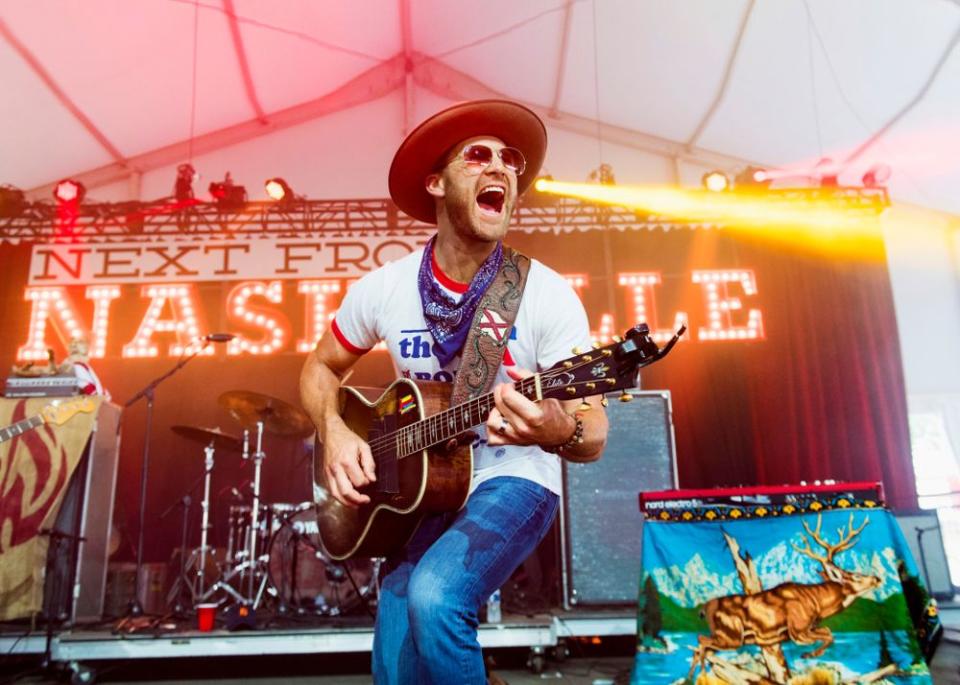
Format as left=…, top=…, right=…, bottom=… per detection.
left=120, top=338, right=213, bottom=622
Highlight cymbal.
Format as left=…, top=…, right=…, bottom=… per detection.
left=171, top=425, right=242, bottom=451
left=218, top=390, right=314, bottom=437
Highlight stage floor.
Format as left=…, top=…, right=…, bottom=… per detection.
left=0, top=607, right=634, bottom=665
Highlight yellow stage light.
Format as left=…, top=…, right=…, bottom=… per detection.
left=533, top=179, right=886, bottom=259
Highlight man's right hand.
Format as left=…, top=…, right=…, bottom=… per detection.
left=322, top=418, right=377, bottom=507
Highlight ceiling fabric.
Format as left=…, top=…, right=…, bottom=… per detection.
left=2, top=0, right=959, bottom=214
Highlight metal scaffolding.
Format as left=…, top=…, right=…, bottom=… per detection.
left=0, top=187, right=889, bottom=243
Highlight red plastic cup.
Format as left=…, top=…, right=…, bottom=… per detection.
left=196, top=603, right=218, bottom=632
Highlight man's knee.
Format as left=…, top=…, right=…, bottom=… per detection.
left=406, top=567, right=465, bottom=628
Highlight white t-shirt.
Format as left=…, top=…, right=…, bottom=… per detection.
left=331, top=246, right=592, bottom=495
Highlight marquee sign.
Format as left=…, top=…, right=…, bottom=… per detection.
left=17, top=238, right=765, bottom=360
left=28, top=236, right=429, bottom=286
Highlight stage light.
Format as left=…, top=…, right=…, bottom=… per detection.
left=265, top=177, right=294, bottom=202
left=523, top=174, right=560, bottom=207
left=0, top=185, right=26, bottom=217
left=862, top=164, right=891, bottom=188
left=54, top=179, right=86, bottom=204
left=175, top=163, right=197, bottom=202
left=209, top=172, right=247, bottom=211
left=702, top=171, right=730, bottom=193
left=814, top=158, right=838, bottom=188
left=588, top=164, right=616, bottom=185
left=733, top=166, right=771, bottom=190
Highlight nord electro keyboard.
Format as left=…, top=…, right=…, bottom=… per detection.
left=639, top=481, right=884, bottom=515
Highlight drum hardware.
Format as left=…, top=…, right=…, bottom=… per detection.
left=163, top=425, right=241, bottom=615
left=266, top=507, right=379, bottom=617
left=201, top=421, right=271, bottom=619
left=163, top=389, right=381, bottom=621
left=119, top=335, right=231, bottom=624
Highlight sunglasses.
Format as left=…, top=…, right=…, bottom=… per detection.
left=453, top=144, right=526, bottom=175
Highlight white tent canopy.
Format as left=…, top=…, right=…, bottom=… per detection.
left=2, top=0, right=960, bottom=214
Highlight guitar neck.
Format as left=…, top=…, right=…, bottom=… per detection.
left=396, top=375, right=542, bottom=458
left=0, top=415, right=45, bottom=443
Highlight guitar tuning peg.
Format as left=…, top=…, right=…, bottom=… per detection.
left=619, top=392, right=633, bottom=403
left=577, top=402, right=592, bottom=412
left=572, top=346, right=583, bottom=355
left=591, top=341, right=602, bottom=349
left=600, top=397, right=608, bottom=407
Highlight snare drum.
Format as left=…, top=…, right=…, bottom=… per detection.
left=268, top=507, right=376, bottom=615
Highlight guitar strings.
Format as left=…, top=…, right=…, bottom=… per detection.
left=362, top=356, right=608, bottom=457
left=358, top=354, right=614, bottom=460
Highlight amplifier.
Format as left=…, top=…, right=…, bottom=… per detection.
left=43, top=402, right=121, bottom=623
left=561, top=390, right=676, bottom=607
left=5, top=375, right=80, bottom=398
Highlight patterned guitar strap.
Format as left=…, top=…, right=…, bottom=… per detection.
left=449, top=245, right=531, bottom=407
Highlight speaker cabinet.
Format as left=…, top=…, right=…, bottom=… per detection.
left=561, top=390, right=676, bottom=607
left=43, top=402, right=121, bottom=624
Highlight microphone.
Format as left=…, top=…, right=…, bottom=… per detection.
left=205, top=333, right=235, bottom=343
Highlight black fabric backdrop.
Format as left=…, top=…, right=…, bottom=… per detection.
left=0, top=223, right=915, bottom=561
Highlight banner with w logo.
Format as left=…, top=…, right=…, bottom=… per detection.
left=0, top=397, right=100, bottom=620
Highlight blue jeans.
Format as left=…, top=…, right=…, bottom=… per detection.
left=371, top=476, right=559, bottom=685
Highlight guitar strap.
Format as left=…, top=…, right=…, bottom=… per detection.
left=449, top=245, right=531, bottom=406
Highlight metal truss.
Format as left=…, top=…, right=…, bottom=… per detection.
left=0, top=187, right=889, bottom=243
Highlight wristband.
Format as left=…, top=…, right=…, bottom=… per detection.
left=543, top=414, right=584, bottom=455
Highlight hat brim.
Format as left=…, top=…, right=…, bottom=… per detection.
left=388, top=100, right=547, bottom=225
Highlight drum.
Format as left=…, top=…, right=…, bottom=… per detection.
left=267, top=507, right=376, bottom=615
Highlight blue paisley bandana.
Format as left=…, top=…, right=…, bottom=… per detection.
left=418, top=236, right=503, bottom=368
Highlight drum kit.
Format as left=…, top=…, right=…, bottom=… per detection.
left=165, top=390, right=377, bottom=621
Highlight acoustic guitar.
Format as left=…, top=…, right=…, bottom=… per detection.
left=0, top=395, right=98, bottom=444
left=313, top=324, right=683, bottom=561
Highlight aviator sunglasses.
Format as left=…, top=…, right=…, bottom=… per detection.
left=452, top=144, right=527, bottom=175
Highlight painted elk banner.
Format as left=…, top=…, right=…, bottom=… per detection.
left=633, top=504, right=941, bottom=685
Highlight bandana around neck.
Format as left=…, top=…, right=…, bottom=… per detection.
left=418, top=236, right=503, bottom=368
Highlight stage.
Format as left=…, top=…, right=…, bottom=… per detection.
left=1, top=608, right=634, bottom=670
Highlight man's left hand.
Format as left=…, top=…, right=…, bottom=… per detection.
left=486, top=367, right=575, bottom=448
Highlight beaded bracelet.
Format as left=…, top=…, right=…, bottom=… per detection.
left=543, top=413, right=584, bottom=455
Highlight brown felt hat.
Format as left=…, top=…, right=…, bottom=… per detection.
left=388, top=99, right=547, bottom=225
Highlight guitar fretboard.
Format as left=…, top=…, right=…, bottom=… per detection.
left=0, top=415, right=44, bottom=443
left=389, top=376, right=541, bottom=459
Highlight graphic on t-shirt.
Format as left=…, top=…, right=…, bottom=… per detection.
left=399, top=331, right=433, bottom=359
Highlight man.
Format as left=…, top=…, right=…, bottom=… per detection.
left=300, top=99, right=608, bottom=684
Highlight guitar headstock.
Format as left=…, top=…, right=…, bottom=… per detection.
left=538, top=323, right=685, bottom=403
left=41, top=396, right=97, bottom=426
